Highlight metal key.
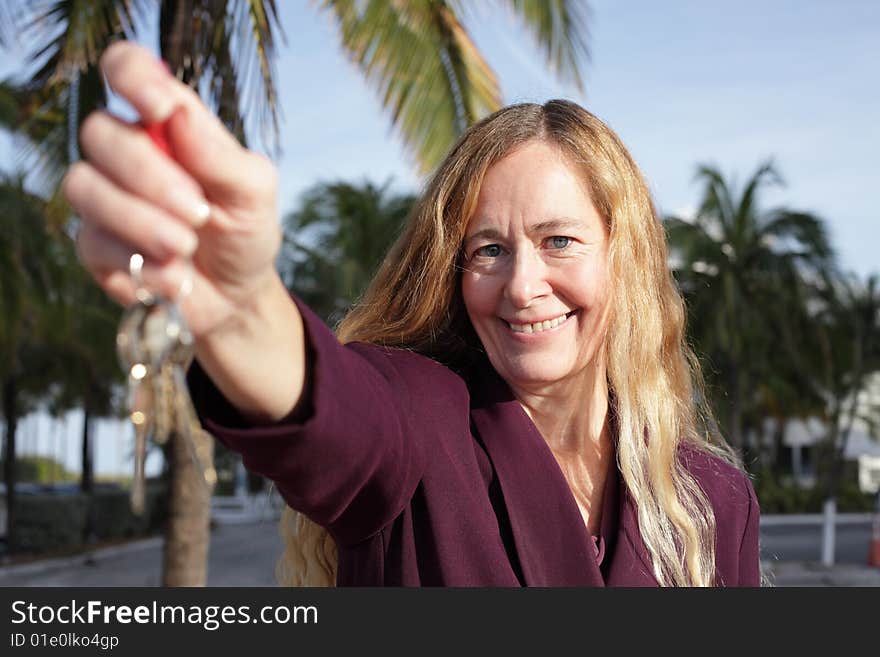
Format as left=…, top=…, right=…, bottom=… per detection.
left=152, top=295, right=217, bottom=491
left=117, top=285, right=178, bottom=514
left=116, top=255, right=216, bottom=514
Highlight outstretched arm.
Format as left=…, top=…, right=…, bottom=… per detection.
left=64, top=41, right=304, bottom=423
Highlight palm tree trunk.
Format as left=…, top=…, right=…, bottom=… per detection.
left=821, top=340, right=865, bottom=566
left=3, top=378, right=18, bottom=554
left=161, top=428, right=214, bottom=586
left=771, top=416, right=787, bottom=478
left=820, top=403, right=844, bottom=566
left=155, top=3, right=217, bottom=585
left=80, top=399, right=94, bottom=542
left=80, top=404, right=93, bottom=494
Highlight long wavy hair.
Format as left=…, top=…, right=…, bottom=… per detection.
left=276, top=100, right=742, bottom=587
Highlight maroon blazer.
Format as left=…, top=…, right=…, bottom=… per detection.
left=187, top=298, right=761, bottom=586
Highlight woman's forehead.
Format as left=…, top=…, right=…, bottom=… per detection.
left=465, top=145, right=602, bottom=237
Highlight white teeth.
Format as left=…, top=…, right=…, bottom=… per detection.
left=508, top=313, right=570, bottom=333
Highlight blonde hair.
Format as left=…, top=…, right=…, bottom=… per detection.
left=276, top=100, right=742, bottom=587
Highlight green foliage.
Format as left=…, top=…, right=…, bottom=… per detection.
left=157, top=0, right=284, bottom=151
left=0, top=173, right=125, bottom=553
left=0, top=456, right=77, bottom=483
left=320, top=0, right=589, bottom=171
left=0, top=174, right=60, bottom=387
left=665, top=162, right=880, bottom=508
left=279, top=179, right=415, bottom=325
left=665, top=161, right=834, bottom=455
left=13, top=493, right=88, bottom=553
left=90, top=484, right=168, bottom=540
left=9, top=485, right=168, bottom=555
left=753, top=469, right=876, bottom=514
left=0, top=1, right=283, bottom=161
left=212, top=443, right=240, bottom=496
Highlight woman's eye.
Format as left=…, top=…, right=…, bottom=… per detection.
left=475, top=244, right=502, bottom=258
left=547, top=236, right=571, bottom=249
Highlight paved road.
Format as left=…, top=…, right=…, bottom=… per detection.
left=0, top=519, right=284, bottom=587
left=761, top=523, right=871, bottom=564
left=0, top=517, right=876, bottom=587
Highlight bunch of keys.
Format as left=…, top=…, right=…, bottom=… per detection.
left=115, top=119, right=217, bottom=515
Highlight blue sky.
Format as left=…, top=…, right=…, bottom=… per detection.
left=266, top=0, right=878, bottom=279
left=2, top=0, right=878, bottom=476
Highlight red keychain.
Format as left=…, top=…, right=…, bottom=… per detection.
left=143, top=58, right=174, bottom=157
left=143, top=119, right=173, bottom=158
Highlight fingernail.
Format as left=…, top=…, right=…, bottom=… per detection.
left=135, top=84, right=174, bottom=123
left=156, top=221, right=197, bottom=257
left=168, top=188, right=212, bottom=228
left=194, top=201, right=211, bottom=225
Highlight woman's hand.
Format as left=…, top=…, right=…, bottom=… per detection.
left=64, top=40, right=282, bottom=340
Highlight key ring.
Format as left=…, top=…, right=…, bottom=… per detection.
left=177, top=260, right=194, bottom=303
left=129, top=252, right=194, bottom=305
left=129, top=252, right=154, bottom=305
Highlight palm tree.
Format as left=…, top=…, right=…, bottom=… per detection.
left=665, top=161, right=834, bottom=460
left=320, top=0, right=589, bottom=171
left=2, top=1, right=589, bottom=172
left=805, top=273, right=880, bottom=563
left=0, top=173, right=65, bottom=553
left=279, top=179, right=415, bottom=325
left=1, top=0, right=591, bottom=584
left=40, top=232, right=126, bottom=540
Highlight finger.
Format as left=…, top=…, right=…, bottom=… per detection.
left=63, top=161, right=198, bottom=261
left=101, top=42, right=234, bottom=143
left=75, top=220, right=132, bottom=277
left=165, top=106, right=278, bottom=209
left=100, top=41, right=178, bottom=124
left=77, top=222, right=192, bottom=306
left=100, top=265, right=191, bottom=309
left=79, top=111, right=211, bottom=228
left=100, top=42, right=264, bottom=202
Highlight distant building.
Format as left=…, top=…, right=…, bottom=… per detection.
left=760, top=372, right=880, bottom=493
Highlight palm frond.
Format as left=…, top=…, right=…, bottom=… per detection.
left=158, top=0, right=282, bottom=152
left=0, top=1, right=132, bottom=196
left=0, top=62, right=106, bottom=198
left=693, top=163, right=736, bottom=233
left=498, top=0, right=590, bottom=90
left=735, top=159, right=781, bottom=238
left=210, top=5, right=246, bottom=143
left=761, top=209, right=834, bottom=265
left=664, top=215, right=728, bottom=270
left=12, top=0, right=145, bottom=83
left=320, top=0, right=501, bottom=173
left=229, top=0, right=283, bottom=151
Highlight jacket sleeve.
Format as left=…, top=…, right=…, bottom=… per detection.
left=186, top=295, right=426, bottom=547
left=738, top=474, right=762, bottom=586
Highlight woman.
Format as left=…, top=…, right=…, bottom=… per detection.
left=66, top=42, right=761, bottom=587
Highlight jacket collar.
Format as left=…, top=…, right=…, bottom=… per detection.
left=468, top=364, right=657, bottom=586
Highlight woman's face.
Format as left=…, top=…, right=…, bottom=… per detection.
left=461, top=140, right=611, bottom=392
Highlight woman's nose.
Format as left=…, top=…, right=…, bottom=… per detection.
left=504, top=250, right=550, bottom=309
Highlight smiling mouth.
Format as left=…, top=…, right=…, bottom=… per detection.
left=504, top=310, right=577, bottom=334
